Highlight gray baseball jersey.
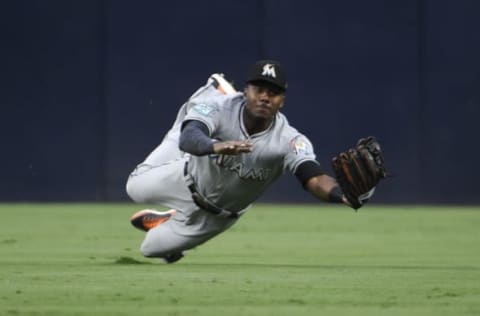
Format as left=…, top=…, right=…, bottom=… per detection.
left=184, top=92, right=318, bottom=212
left=126, top=76, right=319, bottom=256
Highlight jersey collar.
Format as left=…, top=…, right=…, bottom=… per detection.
left=239, top=103, right=276, bottom=139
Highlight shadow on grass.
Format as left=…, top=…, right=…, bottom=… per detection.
left=114, top=256, right=152, bottom=265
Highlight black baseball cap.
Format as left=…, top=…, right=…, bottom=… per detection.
left=246, top=60, right=288, bottom=92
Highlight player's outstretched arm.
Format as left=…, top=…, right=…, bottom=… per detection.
left=305, top=174, right=351, bottom=206
left=180, top=120, right=252, bottom=156
left=294, top=161, right=350, bottom=207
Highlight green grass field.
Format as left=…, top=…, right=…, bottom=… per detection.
left=0, top=203, right=479, bottom=315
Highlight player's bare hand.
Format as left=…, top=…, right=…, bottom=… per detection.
left=213, top=141, right=253, bottom=155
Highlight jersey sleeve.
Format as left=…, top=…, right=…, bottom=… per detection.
left=183, top=101, right=220, bottom=136
left=284, top=134, right=318, bottom=174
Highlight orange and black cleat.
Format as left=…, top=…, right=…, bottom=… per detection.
left=130, top=209, right=176, bottom=232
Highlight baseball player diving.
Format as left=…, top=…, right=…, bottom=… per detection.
left=126, top=60, right=387, bottom=263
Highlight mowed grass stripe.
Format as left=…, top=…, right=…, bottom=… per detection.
left=0, top=203, right=479, bottom=315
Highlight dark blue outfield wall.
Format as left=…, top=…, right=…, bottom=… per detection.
left=1, top=0, right=479, bottom=204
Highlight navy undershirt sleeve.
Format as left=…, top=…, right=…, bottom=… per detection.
left=295, top=161, right=344, bottom=203
left=179, top=120, right=215, bottom=156
left=294, top=160, right=325, bottom=187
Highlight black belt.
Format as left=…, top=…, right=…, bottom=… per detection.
left=183, top=161, right=239, bottom=219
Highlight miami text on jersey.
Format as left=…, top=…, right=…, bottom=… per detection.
left=211, top=154, right=271, bottom=181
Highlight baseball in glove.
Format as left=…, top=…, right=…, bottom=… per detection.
left=332, top=136, right=387, bottom=210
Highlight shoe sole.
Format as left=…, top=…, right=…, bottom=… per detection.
left=130, top=209, right=176, bottom=232
left=162, top=252, right=185, bottom=264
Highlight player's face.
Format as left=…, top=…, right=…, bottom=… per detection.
left=244, top=83, right=285, bottom=121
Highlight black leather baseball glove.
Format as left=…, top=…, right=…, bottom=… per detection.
left=332, top=136, right=387, bottom=210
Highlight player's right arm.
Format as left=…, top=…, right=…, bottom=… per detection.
left=180, top=120, right=252, bottom=156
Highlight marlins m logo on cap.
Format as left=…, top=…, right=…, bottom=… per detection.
left=246, top=60, right=287, bottom=91
left=261, top=64, right=276, bottom=78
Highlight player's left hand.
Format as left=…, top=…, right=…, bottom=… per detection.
left=213, top=140, right=253, bottom=155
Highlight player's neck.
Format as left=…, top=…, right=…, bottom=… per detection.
left=242, top=109, right=274, bottom=135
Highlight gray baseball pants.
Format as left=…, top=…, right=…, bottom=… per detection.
left=126, top=132, right=238, bottom=258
